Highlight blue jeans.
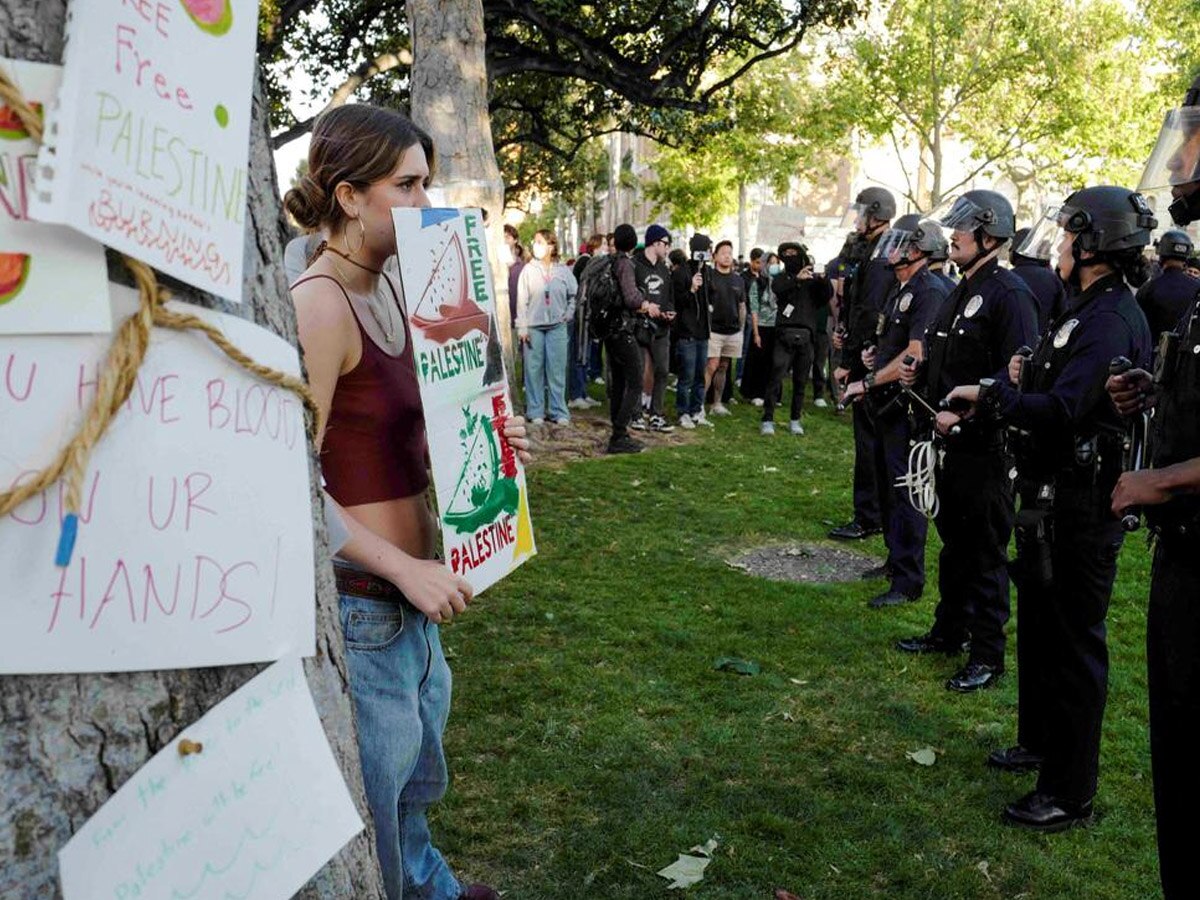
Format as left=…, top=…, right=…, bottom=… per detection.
left=676, top=338, right=708, bottom=416
left=340, top=593, right=461, bottom=900
left=587, top=340, right=603, bottom=381
left=566, top=324, right=589, bottom=401
left=523, top=323, right=570, bottom=421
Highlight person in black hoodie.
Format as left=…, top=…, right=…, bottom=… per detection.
left=673, top=242, right=710, bottom=427
left=605, top=224, right=658, bottom=453
left=763, top=242, right=829, bottom=434
left=1009, top=226, right=1067, bottom=336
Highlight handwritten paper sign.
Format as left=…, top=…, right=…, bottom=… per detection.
left=0, top=284, right=314, bottom=674
left=0, top=58, right=110, bottom=335
left=30, top=0, right=259, bottom=302
left=755, top=204, right=807, bottom=248
left=58, top=658, right=364, bottom=900
left=392, top=207, right=536, bottom=593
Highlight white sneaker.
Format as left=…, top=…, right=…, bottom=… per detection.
left=695, top=410, right=714, bottom=428
left=761, top=421, right=775, bottom=435
left=584, top=397, right=602, bottom=408
left=751, top=397, right=765, bottom=407
left=594, top=377, right=605, bottom=385
left=630, top=414, right=648, bottom=431
left=531, top=417, right=546, bottom=425
left=649, top=415, right=675, bottom=433
left=711, top=403, right=731, bottom=416
left=679, top=414, right=695, bottom=429
left=568, top=398, right=589, bottom=410
left=814, top=398, right=829, bottom=409
left=790, top=419, right=804, bottom=435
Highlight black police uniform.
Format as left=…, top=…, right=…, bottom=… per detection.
left=867, top=266, right=948, bottom=597
left=1142, top=282, right=1200, bottom=898
left=987, top=272, right=1151, bottom=810
left=1010, top=257, right=1067, bottom=336
left=840, top=233, right=897, bottom=530
left=921, top=258, right=1038, bottom=670
left=930, top=266, right=957, bottom=295
left=1136, top=266, right=1198, bottom=343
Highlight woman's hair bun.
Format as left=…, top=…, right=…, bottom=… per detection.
left=284, top=174, right=329, bottom=231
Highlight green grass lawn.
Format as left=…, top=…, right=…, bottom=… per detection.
left=436, top=391, right=1159, bottom=899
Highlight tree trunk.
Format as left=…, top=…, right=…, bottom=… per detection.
left=0, top=4, right=384, bottom=897
left=407, top=0, right=515, bottom=389
left=737, top=179, right=748, bottom=258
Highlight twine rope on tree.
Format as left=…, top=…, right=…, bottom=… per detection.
left=0, top=66, right=320, bottom=566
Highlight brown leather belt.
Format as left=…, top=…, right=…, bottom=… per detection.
left=333, top=562, right=406, bottom=602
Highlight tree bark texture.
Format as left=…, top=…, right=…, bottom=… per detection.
left=0, top=4, right=385, bottom=897
left=407, top=0, right=516, bottom=388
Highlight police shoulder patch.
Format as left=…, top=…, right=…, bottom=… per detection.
left=898, top=292, right=913, bottom=312
left=963, top=295, right=984, bottom=318
left=1053, top=318, right=1080, bottom=349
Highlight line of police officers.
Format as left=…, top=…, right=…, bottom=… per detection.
left=829, top=71, right=1200, bottom=897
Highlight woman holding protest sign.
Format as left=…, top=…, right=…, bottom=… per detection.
left=285, top=103, right=527, bottom=900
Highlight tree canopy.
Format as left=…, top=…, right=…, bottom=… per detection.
left=258, top=0, right=860, bottom=199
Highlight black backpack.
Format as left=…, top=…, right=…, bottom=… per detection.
left=577, top=254, right=626, bottom=345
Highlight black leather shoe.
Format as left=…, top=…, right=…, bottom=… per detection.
left=1002, top=790, right=1093, bottom=832
left=987, top=745, right=1043, bottom=773
left=860, top=562, right=892, bottom=580
left=867, top=590, right=918, bottom=609
left=829, top=520, right=881, bottom=540
left=606, top=436, right=644, bottom=454
left=946, top=661, right=1003, bottom=692
left=896, top=632, right=969, bottom=654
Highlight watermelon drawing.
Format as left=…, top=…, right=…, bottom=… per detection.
left=179, top=0, right=233, bottom=36
left=443, top=407, right=518, bottom=535
left=0, top=253, right=31, bottom=306
left=412, top=231, right=492, bottom=344
left=0, top=102, right=42, bottom=140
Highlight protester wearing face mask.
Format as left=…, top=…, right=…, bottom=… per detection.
left=516, top=230, right=578, bottom=424
left=762, top=241, right=830, bottom=434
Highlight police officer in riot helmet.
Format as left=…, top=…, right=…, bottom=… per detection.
left=829, top=186, right=898, bottom=540
left=842, top=215, right=950, bottom=607
left=1107, top=72, right=1200, bottom=898
left=1137, top=228, right=1197, bottom=342
left=1009, top=224, right=1068, bottom=335
left=897, top=189, right=1038, bottom=693
left=949, top=186, right=1153, bottom=831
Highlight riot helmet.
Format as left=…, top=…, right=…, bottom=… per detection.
left=1010, top=223, right=1053, bottom=263
left=932, top=190, right=1016, bottom=239
left=873, top=213, right=944, bottom=265
left=1020, top=186, right=1157, bottom=286
left=840, top=186, right=896, bottom=231
left=1155, top=228, right=1195, bottom=262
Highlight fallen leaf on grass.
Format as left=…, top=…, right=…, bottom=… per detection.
left=762, top=465, right=780, bottom=473
left=906, top=747, right=937, bottom=766
left=657, top=837, right=719, bottom=889
left=714, top=657, right=760, bottom=676
left=789, top=678, right=809, bottom=686
left=724, top=491, right=739, bottom=499
left=977, top=860, right=992, bottom=882
left=631, top=479, right=643, bottom=487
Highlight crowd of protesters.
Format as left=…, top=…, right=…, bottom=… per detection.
left=502, top=222, right=843, bottom=453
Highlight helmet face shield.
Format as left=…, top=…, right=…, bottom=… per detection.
left=871, top=227, right=914, bottom=261
left=1013, top=206, right=1058, bottom=261
left=1015, top=206, right=1066, bottom=267
left=1139, top=106, right=1200, bottom=192
left=932, top=195, right=987, bottom=233
left=841, top=202, right=866, bottom=230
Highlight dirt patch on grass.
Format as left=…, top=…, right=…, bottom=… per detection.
left=525, top=411, right=699, bottom=467
left=729, top=542, right=883, bottom=584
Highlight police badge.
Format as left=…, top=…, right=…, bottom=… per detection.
left=898, top=292, right=913, bottom=313
left=963, top=295, right=984, bottom=318
left=1053, top=318, right=1080, bottom=348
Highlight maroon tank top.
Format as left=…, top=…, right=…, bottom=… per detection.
left=293, top=274, right=430, bottom=504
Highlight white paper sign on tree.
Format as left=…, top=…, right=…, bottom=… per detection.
left=392, top=207, right=536, bottom=594
left=0, top=284, right=315, bottom=674
left=58, top=658, right=365, bottom=900
left=29, top=0, right=259, bottom=302
left=0, top=58, right=110, bottom=335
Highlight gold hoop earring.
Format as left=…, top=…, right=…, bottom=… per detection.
left=345, top=217, right=366, bottom=257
